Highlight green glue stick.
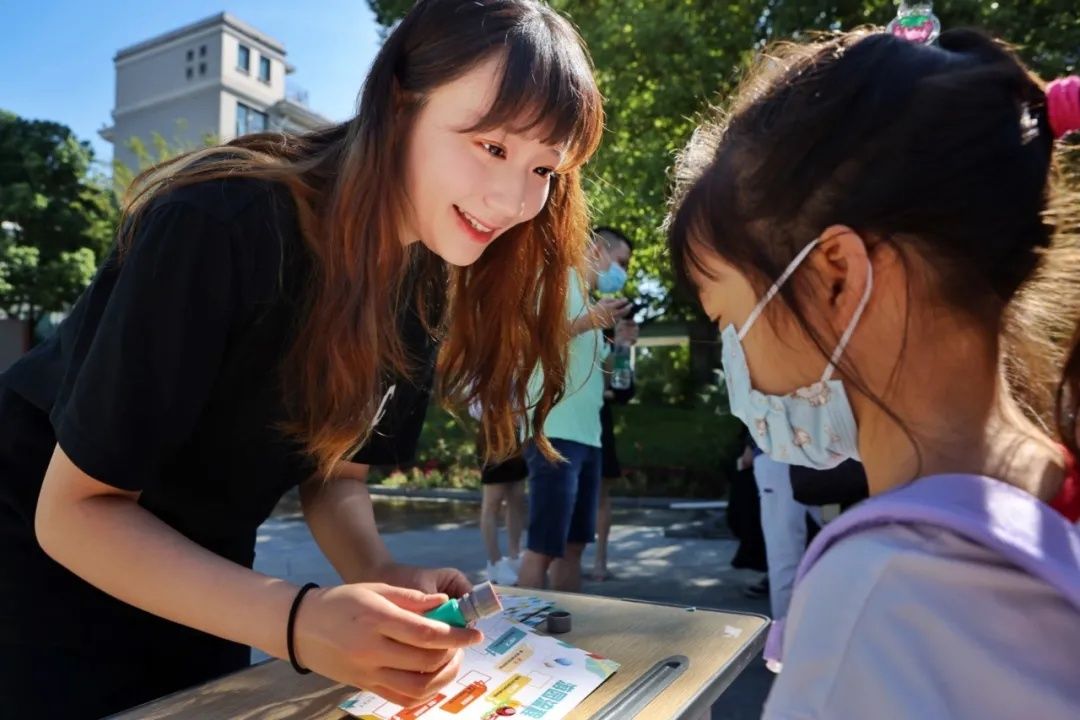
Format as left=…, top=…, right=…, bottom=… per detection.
left=424, top=581, right=503, bottom=628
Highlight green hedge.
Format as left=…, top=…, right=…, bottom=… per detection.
left=385, top=402, right=744, bottom=498
left=608, top=403, right=743, bottom=496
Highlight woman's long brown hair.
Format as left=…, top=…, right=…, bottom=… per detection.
left=118, top=0, right=604, bottom=478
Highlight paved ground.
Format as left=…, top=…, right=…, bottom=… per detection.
left=253, top=496, right=774, bottom=720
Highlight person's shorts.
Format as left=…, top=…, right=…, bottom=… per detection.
left=599, top=402, right=622, bottom=479
left=523, top=438, right=601, bottom=557
left=600, top=424, right=622, bottom=480
left=480, top=454, right=529, bottom=485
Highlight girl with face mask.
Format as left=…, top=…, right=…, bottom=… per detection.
left=0, top=1, right=604, bottom=716
left=668, top=28, right=1080, bottom=720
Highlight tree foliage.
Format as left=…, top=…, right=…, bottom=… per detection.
left=0, top=111, right=115, bottom=323
left=112, top=120, right=219, bottom=197
left=367, top=0, right=1079, bottom=321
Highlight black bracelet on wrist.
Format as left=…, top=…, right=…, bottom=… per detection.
left=287, top=582, right=319, bottom=675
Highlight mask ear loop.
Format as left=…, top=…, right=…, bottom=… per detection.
left=737, top=238, right=823, bottom=341
left=821, top=261, right=874, bottom=382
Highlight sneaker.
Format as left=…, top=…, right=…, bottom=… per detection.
left=497, top=557, right=520, bottom=585
left=486, top=558, right=519, bottom=586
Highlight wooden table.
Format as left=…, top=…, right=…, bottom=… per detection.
left=112, top=588, right=769, bottom=720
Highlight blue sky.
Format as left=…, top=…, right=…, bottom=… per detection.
left=2, top=1, right=384, bottom=173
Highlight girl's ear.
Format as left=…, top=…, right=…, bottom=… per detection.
left=809, top=225, right=871, bottom=336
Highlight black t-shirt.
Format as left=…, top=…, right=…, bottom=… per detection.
left=0, top=178, right=436, bottom=706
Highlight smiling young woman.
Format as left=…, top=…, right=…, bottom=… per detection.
left=0, top=1, right=603, bottom=716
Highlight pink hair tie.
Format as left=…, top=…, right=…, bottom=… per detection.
left=1046, top=76, right=1080, bottom=140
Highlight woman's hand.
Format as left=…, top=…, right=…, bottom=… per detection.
left=377, top=563, right=474, bottom=598
left=293, top=583, right=482, bottom=708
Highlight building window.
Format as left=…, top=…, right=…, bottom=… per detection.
left=199, top=62, right=207, bottom=76
left=186, top=49, right=194, bottom=61
left=236, top=102, right=268, bottom=136
left=186, top=67, right=193, bottom=80
left=237, top=44, right=250, bottom=73
left=258, top=56, right=271, bottom=83
left=199, top=45, right=207, bottom=57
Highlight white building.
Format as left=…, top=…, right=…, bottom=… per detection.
left=101, top=12, right=331, bottom=172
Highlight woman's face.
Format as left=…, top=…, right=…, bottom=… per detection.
left=403, top=55, right=566, bottom=267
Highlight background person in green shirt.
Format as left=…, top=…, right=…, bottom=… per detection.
left=518, top=231, right=634, bottom=591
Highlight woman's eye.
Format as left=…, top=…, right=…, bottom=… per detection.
left=534, top=167, right=557, bottom=178
left=481, top=142, right=506, bottom=158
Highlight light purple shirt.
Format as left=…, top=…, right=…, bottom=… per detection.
left=763, top=522, right=1080, bottom=719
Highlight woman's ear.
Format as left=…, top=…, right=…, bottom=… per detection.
left=391, top=75, right=421, bottom=114
left=809, top=225, right=871, bottom=335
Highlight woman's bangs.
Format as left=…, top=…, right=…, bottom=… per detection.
left=464, top=26, right=603, bottom=170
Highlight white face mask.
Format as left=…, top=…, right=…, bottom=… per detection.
left=720, top=238, right=873, bottom=469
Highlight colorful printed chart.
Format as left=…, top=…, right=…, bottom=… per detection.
left=498, top=595, right=561, bottom=628
left=340, top=599, right=619, bottom=720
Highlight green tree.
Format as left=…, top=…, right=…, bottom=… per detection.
left=112, top=120, right=219, bottom=197
left=367, top=0, right=1077, bottom=300
left=368, top=0, right=1079, bottom=383
left=0, top=111, right=116, bottom=324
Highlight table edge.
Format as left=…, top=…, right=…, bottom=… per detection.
left=659, top=616, right=770, bottom=720
left=108, top=592, right=772, bottom=720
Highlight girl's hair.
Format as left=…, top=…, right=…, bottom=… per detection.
left=668, top=28, right=1080, bottom=448
left=120, top=0, right=604, bottom=477
left=1059, top=328, right=1080, bottom=458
